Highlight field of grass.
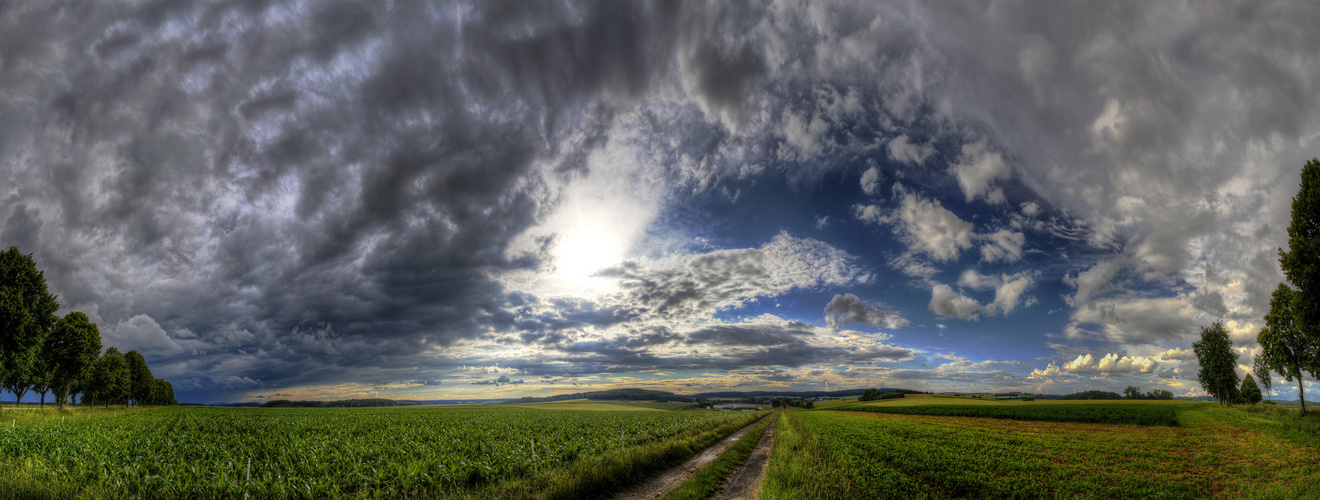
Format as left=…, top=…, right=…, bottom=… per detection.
left=0, top=405, right=761, bottom=499
left=833, top=403, right=1180, bottom=426
left=852, top=393, right=1205, bottom=407
left=762, top=404, right=1320, bottom=499
left=1, top=405, right=157, bottom=429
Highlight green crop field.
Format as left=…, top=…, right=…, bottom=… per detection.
left=0, top=405, right=760, bottom=499
left=833, top=403, right=1180, bottom=426
left=762, top=405, right=1320, bottom=499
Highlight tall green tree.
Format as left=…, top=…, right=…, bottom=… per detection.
left=1268, top=158, right=1320, bottom=414
left=1259, top=284, right=1316, bottom=413
left=45, top=312, right=102, bottom=410
left=1194, top=321, right=1241, bottom=405
left=1253, top=353, right=1273, bottom=401
left=0, top=246, right=60, bottom=407
left=86, top=347, right=128, bottom=408
left=1241, top=374, right=1263, bottom=405
left=124, top=350, right=153, bottom=406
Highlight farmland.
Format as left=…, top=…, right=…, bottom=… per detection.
left=0, top=405, right=761, bottom=499
left=833, top=402, right=1180, bottom=426
left=762, top=402, right=1320, bottom=499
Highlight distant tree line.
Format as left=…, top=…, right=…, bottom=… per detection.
left=858, top=388, right=905, bottom=402
left=770, top=398, right=814, bottom=409
left=263, top=398, right=419, bottom=408
left=1, top=246, right=175, bottom=409
left=1062, top=390, right=1123, bottom=400
left=1122, top=386, right=1174, bottom=400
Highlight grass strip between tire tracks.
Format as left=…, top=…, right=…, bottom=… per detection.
left=657, top=413, right=774, bottom=500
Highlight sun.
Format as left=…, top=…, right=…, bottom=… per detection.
left=554, top=224, right=626, bottom=282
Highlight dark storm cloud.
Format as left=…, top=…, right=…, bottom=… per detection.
left=5, top=0, right=1318, bottom=401
left=0, top=0, right=753, bottom=401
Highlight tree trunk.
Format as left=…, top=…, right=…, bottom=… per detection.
left=14, top=387, right=27, bottom=408
left=58, top=383, right=67, bottom=411
left=1299, top=378, right=1307, bottom=414
left=39, top=391, right=46, bottom=408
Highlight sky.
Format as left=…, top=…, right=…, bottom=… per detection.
left=2, top=1, right=1319, bottom=404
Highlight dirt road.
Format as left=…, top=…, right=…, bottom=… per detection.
left=711, top=411, right=778, bottom=500
left=610, top=413, right=771, bottom=500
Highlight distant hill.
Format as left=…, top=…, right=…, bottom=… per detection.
left=691, top=388, right=921, bottom=399
left=262, top=398, right=425, bottom=408
left=513, top=387, right=925, bottom=404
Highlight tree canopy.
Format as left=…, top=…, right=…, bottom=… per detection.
left=1263, top=158, right=1320, bottom=414
left=1280, top=159, right=1320, bottom=327
left=1259, top=284, right=1316, bottom=413
left=1240, top=374, right=1263, bottom=405
left=0, top=246, right=61, bottom=406
left=45, top=312, right=103, bottom=410
left=124, top=350, right=154, bottom=406
left=0, top=247, right=175, bottom=408
left=1193, top=321, right=1240, bottom=406
left=1253, top=353, right=1273, bottom=401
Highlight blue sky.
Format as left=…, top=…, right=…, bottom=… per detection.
left=1, top=1, right=1318, bottom=403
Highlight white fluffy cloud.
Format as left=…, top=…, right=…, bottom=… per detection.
left=929, top=272, right=1037, bottom=321
left=951, top=139, right=1011, bottom=203
left=602, top=232, right=872, bottom=320
left=106, top=314, right=185, bottom=357
left=1057, top=353, right=1158, bottom=375
left=860, top=164, right=883, bottom=196
left=856, top=189, right=974, bottom=262
left=886, top=134, right=934, bottom=165
left=957, top=269, right=999, bottom=291
left=978, top=229, right=1026, bottom=263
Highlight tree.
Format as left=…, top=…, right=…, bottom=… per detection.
left=1241, top=374, right=1263, bottom=405
left=86, top=347, right=128, bottom=408
left=0, top=247, right=60, bottom=407
left=45, top=312, right=102, bottom=411
left=1123, top=386, right=1143, bottom=399
left=1265, top=158, right=1320, bottom=414
left=859, top=388, right=880, bottom=402
left=124, top=350, right=153, bottom=406
left=1145, top=389, right=1174, bottom=400
left=31, top=343, right=52, bottom=407
left=1193, top=321, right=1241, bottom=406
left=1253, top=353, right=1273, bottom=401
left=1259, top=285, right=1316, bottom=413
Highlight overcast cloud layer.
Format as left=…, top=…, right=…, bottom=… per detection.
left=2, top=0, right=1318, bottom=403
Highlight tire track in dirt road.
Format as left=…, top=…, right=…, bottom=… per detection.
left=712, top=411, right=779, bottom=500
left=610, top=413, right=772, bottom=500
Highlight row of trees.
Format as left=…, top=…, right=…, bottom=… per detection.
left=1, top=247, right=175, bottom=409
left=1122, top=386, right=1174, bottom=400
left=1191, top=322, right=1267, bottom=405
left=1197, top=160, right=1320, bottom=413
